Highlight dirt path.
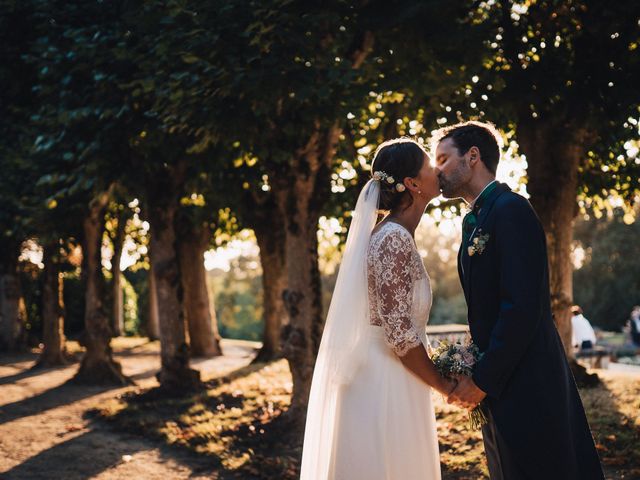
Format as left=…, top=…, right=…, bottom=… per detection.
left=2, top=339, right=637, bottom=480
left=0, top=338, right=259, bottom=480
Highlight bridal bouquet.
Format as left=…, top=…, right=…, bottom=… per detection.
left=431, top=340, right=488, bottom=430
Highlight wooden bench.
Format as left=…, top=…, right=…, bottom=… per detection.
left=426, top=324, right=470, bottom=346
left=425, top=326, right=624, bottom=370
left=575, top=346, right=611, bottom=369
left=609, top=346, right=640, bottom=362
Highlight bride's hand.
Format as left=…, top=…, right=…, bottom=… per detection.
left=437, top=377, right=458, bottom=397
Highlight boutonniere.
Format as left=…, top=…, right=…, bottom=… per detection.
left=468, top=231, right=490, bottom=257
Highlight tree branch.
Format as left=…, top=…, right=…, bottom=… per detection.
left=351, top=31, right=374, bottom=69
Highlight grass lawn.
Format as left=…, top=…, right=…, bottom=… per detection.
left=93, top=360, right=640, bottom=480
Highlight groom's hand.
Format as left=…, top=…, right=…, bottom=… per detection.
left=447, top=376, right=486, bottom=409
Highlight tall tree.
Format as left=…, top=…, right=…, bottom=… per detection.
left=146, top=0, right=488, bottom=421
left=35, top=241, right=70, bottom=366
left=147, top=261, right=161, bottom=340
left=451, top=0, right=640, bottom=359
left=27, top=0, right=135, bottom=384
left=131, top=0, right=369, bottom=412
left=0, top=238, right=26, bottom=352
left=178, top=229, right=221, bottom=358
left=246, top=198, right=288, bottom=363
left=140, top=149, right=201, bottom=389
left=171, top=159, right=238, bottom=359
left=0, top=0, right=40, bottom=351
left=225, top=2, right=375, bottom=421
left=75, top=190, right=129, bottom=383
left=106, top=196, right=133, bottom=337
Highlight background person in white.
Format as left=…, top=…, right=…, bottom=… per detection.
left=571, top=305, right=597, bottom=351
left=629, top=306, right=640, bottom=346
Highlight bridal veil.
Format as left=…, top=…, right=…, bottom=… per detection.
left=299, top=179, right=380, bottom=479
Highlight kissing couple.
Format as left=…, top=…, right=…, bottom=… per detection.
left=300, top=121, right=604, bottom=480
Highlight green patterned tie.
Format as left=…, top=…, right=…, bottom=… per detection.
left=462, top=209, right=478, bottom=247
left=462, top=181, right=497, bottom=248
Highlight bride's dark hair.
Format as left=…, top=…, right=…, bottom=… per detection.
left=371, top=138, right=427, bottom=212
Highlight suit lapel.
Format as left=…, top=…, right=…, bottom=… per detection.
left=462, top=234, right=473, bottom=295
left=457, top=242, right=467, bottom=303
left=461, top=182, right=511, bottom=296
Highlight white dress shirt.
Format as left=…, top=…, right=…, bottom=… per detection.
left=571, top=314, right=597, bottom=348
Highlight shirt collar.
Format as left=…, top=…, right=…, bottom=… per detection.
left=469, top=179, right=498, bottom=210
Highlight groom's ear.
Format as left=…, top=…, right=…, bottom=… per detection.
left=467, top=146, right=481, bottom=167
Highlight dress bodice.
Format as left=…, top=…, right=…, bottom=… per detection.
left=366, top=222, right=433, bottom=356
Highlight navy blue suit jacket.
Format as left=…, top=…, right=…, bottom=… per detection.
left=458, top=182, right=603, bottom=479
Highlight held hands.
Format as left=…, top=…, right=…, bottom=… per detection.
left=447, top=376, right=487, bottom=410
left=437, top=377, right=459, bottom=397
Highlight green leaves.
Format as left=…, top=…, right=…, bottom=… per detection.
left=4, top=0, right=637, bottom=257
left=181, top=54, right=200, bottom=64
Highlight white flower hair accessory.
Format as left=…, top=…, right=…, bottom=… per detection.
left=372, top=170, right=406, bottom=193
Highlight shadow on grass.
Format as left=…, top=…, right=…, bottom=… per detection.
left=579, top=375, right=640, bottom=479
left=93, top=361, right=640, bottom=480
left=434, top=401, right=487, bottom=480
left=92, top=360, right=295, bottom=479
left=0, top=350, right=40, bottom=368
left=433, top=376, right=640, bottom=480
left=0, top=378, right=117, bottom=426
left=1, top=421, right=222, bottom=480
left=0, top=362, right=69, bottom=387
left=0, top=429, right=144, bottom=480
left=218, top=411, right=302, bottom=480
left=0, top=338, right=152, bottom=388
left=0, top=350, right=62, bottom=386
left=111, top=338, right=158, bottom=357
left=203, top=361, right=276, bottom=389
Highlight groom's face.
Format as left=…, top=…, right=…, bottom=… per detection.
left=435, top=138, right=471, bottom=198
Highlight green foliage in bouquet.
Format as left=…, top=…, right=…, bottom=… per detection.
left=431, top=340, right=488, bottom=430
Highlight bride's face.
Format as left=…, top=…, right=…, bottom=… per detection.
left=413, top=154, right=440, bottom=202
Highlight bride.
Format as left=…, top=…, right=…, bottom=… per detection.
left=300, top=138, right=456, bottom=479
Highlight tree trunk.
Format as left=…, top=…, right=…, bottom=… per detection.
left=147, top=165, right=201, bottom=391
left=280, top=214, right=324, bottom=422
left=146, top=261, right=161, bottom=340
left=519, top=122, right=583, bottom=359
left=0, top=244, right=25, bottom=352
left=520, top=122, right=600, bottom=386
left=273, top=126, right=340, bottom=424
left=252, top=212, right=288, bottom=363
left=36, top=243, right=69, bottom=367
left=75, top=194, right=130, bottom=385
left=111, top=212, right=127, bottom=337
left=177, top=222, right=222, bottom=358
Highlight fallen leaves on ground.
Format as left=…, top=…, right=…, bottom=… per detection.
left=93, top=363, right=639, bottom=480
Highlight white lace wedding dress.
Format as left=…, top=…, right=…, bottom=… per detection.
left=328, top=221, right=441, bottom=479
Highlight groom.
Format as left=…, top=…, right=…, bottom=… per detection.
left=434, top=121, right=604, bottom=480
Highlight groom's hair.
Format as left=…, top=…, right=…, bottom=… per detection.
left=433, top=121, right=502, bottom=174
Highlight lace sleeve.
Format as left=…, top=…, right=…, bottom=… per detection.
left=372, top=229, right=422, bottom=357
